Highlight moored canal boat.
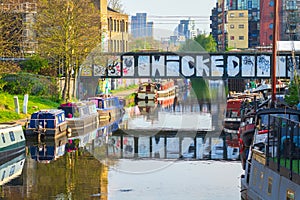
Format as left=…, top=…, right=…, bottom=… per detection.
left=88, top=94, right=124, bottom=121
left=240, top=108, right=300, bottom=200
left=0, top=123, right=26, bottom=160
left=25, top=109, right=68, bottom=138
left=136, top=82, right=158, bottom=101
left=240, top=0, right=300, bottom=198
left=58, top=101, right=99, bottom=135
left=156, top=79, right=176, bottom=99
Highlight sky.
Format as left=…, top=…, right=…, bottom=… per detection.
left=120, top=0, right=217, bottom=38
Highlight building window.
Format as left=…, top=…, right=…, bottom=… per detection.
left=230, top=36, right=235, bottom=40
left=230, top=13, right=235, bottom=18
left=114, top=20, right=116, bottom=32
left=287, top=189, right=295, bottom=200
left=239, top=24, right=244, bottom=29
left=269, top=23, right=273, bottom=29
left=239, top=13, right=244, bottom=17
left=269, top=0, right=274, bottom=7
left=239, top=36, right=244, bottom=40
left=230, top=24, right=234, bottom=29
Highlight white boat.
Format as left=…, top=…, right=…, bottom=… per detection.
left=59, top=101, right=99, bottom=135
left=0, top=123, right=26, bottom=160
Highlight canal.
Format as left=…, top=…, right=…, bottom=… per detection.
left=1, top=84, right=244, bottom=199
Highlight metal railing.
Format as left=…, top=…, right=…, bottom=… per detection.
left=266, top=116, right=300, bottom=177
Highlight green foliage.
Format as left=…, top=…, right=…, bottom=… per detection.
left=19, top=55, right=48, bottom=74
left=190, top=78, right=211, bottom=100
left=1, top=73, right=60, bottom=101
left=285, top=78, right=300, bottom=107
left=178, top=39, right=206, bottom=52
left=179, top=33, right=217, bottom=53
left=194, top=34, right=217, bottom=52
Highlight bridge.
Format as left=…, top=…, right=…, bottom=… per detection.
left=79, top=51, right=300, bottom=79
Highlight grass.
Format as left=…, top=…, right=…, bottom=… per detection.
left=271, top=157, right=300, bottom=174
left=0, top=85, right=138, bottom=123
left=0, top=92, right=61, bottom=123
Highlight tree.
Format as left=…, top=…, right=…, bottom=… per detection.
left=285, top=77, right=300, bottom=107
left=36, top=0, right=102, bottom=101
left=19, top=55, right=48, bottom=74
left=179, top=33, right=217, bottom=53
left=108, top=0, right=124, bottom=12
left=0, top=9, right=23, bottom=57
left=194, top=34, right=217, bottom=52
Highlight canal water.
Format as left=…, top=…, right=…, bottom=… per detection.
left=1, top=84, right=244, bottom=199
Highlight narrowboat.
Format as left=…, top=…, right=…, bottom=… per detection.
left=58, top=101, right=99, bottom=135
left=25, top=109, right=68, bottom=138
left=240, top=1, right=300, bottom=198
left=88, top=94, right=124, bottom=121
left=137, top=82, right=158, bottom=101
left=240, top=107, right=300, bottom=200
left=0, top=123, right=26, bottom=160
left=156, top=80, right=176, bottom=100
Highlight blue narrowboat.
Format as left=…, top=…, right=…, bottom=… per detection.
left=25, top=109, right=68, bottom=137
left=88, top=94, right=124, bottom=121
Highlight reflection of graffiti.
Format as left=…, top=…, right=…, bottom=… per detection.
left=258, top=56, right=270, bottom=74
left=243, top=56, right=253, bottom=66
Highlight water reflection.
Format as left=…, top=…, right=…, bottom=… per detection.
left=0, top=83, right=241, bottom=199
left=0, top=151, right=25, bottom=186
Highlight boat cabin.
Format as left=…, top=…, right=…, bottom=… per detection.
left=28, top=109, right=66, bottom=129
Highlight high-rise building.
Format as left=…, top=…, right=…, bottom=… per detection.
left=131, top=13, right=153, bottom=38
left=175, top=19, right=197, bottom=40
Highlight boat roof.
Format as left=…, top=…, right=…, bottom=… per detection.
left=33, top=109, right=64, bottom=115
left=256, top=107, right=300, bottom=116
left=59, top=101, right=94, bottom=108
left=0, top=123, right=22, bottom=129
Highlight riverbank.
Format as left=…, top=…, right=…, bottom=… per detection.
left=3, top=87, right=138, bottom=126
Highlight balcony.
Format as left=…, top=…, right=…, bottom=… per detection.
left=286, top=1, right=298, bottom=11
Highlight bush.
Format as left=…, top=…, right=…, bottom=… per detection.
left=1, top=73, right=60, bottom=101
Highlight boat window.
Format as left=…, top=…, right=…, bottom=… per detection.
left=259, top=172, right=264, bottom=189
left=1, top=133, right=5, bottom=143
left=99, top=100, right=103, bottom=109
left=9, top=165, right=15, bottom=176
left=1, top=171, right=5, bottom=181
left=9, top=131, right=15, bottom=142
left=259, top=114, right=299, bottom=129
left=287, top=189, right=295, bottom=200
left=267, top=177, right=273, bottom=195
